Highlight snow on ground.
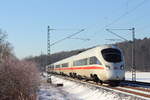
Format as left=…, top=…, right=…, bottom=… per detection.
left=38, top=76, right=131, bottom=100
left=125, top=72, right=150, bottom=83
left=37, top=72, right=150, bottom=100
left=37, top=77, right=79, bottom=100
left=51, top=76, right=131, bottom=100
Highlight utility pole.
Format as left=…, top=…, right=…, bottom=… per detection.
left=47, top=26, right=50, bottom=59
left=131, top=27, right=136, bottom=81
left=47, top=26, right=55, bottom=67
left=47, top=26, right=50, bottom=67
left=106, top=27, right=136, bottom=81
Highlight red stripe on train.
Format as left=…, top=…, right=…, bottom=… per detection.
left=54, top=66, right=104, bottom=70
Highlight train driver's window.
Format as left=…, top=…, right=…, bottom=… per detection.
left=89, top=56, right=101, bottom=65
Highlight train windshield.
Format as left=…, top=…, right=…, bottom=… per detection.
left=101, top=48, right=122, bottom=63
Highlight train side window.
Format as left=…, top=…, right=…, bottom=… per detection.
left=62, top=63, right=68, bottom=67
left=73, top=60, right=79, bottom=66
left=73, top=58, right=88, bottom=66
left=50, top=65, right=54, bottom=69
left=51, top=65, right=54, bottom=69
left=73, top=61, right=76, bottom=66
left=89, top=56, right=101, bottom=65
left=55, top=65, right=60, bottom=68
left=80, top=58, right=88, bottom=65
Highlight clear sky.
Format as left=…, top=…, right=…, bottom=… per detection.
left=0, top=0, right=150, bottom=59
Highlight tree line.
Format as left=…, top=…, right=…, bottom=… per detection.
left=116, top=37, right=150, bottom=72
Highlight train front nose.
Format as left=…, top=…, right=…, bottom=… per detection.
left=106, top=64, right=125, bottom=81
left=101, top=47, right=125, bottom=81
left=107, top=71, right=124, bottom=81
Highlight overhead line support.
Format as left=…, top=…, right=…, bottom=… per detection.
left=47, top=26, right=56, bottom=66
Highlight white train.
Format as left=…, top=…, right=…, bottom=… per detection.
left=46, top=45, right=125, bottom=84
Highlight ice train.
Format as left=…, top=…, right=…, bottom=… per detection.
left=46, top=45, right=125, bottom=84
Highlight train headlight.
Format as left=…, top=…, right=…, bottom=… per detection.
left=120, top=65, right=124, bottom=70
left=106, top=65, right=110, bottom=69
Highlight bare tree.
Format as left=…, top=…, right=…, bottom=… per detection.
left=0, top=58, right=40, bottom=100
left=0, top=29, right=13, bottom=62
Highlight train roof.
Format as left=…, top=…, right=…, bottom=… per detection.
left=51, top=44, right=120, bottom=65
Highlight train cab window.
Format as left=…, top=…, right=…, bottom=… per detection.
left=89, top=56, right=101, bottom=65
left=55, top=65, right=60, bottom=68
left=101, top=48, right=122, bottom=63
left=62, top=63, right=68, bottom=67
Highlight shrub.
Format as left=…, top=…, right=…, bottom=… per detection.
left=0, top=58, right=40, bottom=100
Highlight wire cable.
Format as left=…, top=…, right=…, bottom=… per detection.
left=106, top=29, right=128, bottom=41
left=50, top=29, right=85, bottom=46
left=106, top=0, right=148, bottom=27
left=91, top=0, right=148, bottom=38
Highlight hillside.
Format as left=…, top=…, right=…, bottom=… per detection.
left=117, top=37, right=150, bottom=71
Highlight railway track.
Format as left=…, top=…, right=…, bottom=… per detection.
left=49, top=74, right=150, bottom=100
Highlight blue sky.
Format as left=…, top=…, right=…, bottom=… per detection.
left=0, top=0, right=150, bottom=59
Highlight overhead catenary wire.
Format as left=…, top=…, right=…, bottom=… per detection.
left=106, top=29, right=128, bottom=41
left=83, top=0, right=134, bottom=31
left=50, top=29, right=85, bottom=46
left=105, top=0, right=148, bottom=27
left=105, top=39, right=122, bottom=41
left=91, top=0, right=148, bottom=38
left=48, top=28, right=85, bottom=31
left=69, top=37, right=90, bottom=41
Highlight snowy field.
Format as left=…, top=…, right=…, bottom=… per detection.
left=37, top=72, right=150, bottom=100
left=38, top=77, right=131, bottom=100
left=125, top=72, right=150, bottom=83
